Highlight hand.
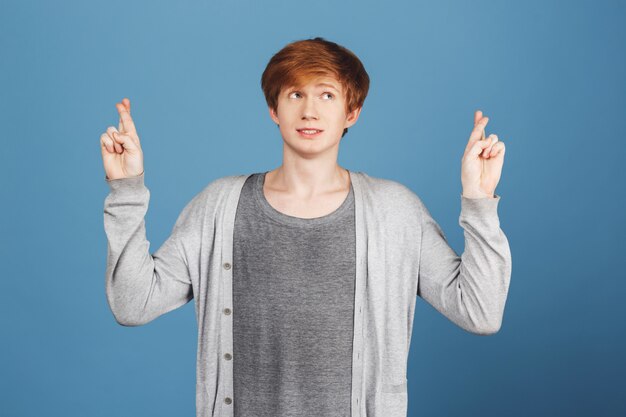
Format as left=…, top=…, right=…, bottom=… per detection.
left=100, top=97, right=145, bottom=180
left=460, top=110, right=506, bottom=198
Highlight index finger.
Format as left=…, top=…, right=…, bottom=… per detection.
left=464, top=116, right=489, bottom=154
left=122, top=97, right=131, bottom=111
left=118, top=99, right=130, bottom=132
left=473, top=110, right=487, bottom=142
left=472, top=116, right=489, bottom=141
left=474, top=110, right=483, bottom=126
left=116, top=102, right=137, bottom=135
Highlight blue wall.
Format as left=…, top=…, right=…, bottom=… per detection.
left=1, top=0, right=624, bottom=416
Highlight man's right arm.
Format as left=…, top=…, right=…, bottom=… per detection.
left=103, top=172, right=194, bottom=326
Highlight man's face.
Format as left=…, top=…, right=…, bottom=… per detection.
left=269, top=76, right=361, bottom=157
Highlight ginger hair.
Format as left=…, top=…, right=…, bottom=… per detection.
left=261, top=37, right=370, bottom=138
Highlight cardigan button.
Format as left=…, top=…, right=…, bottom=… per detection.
left=224, top=353, right=232, bottom=360
left=223, top=308, right=232, bottom=315
left=224, top=397, right=232, bottom=405
left=223, top=262, right=231, bottom=270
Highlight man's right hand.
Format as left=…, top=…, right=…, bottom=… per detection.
left=100, top=97, right=145, bottom=180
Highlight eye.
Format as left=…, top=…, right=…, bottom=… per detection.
left=288, top=91, right=302, bottom=99
left=322, top=92, right=334, bottom=100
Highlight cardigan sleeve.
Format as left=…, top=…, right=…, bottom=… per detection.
left=103, top=172, right=197, bottom=326
left=416, top=194, right=512, bottom=335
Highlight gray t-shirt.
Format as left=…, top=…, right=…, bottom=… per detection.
left=232, top=171, right=356, bottom=417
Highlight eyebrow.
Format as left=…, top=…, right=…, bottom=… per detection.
left=314, top=82, right=340, bottom=91
left=288, top=83, right=340, bottom=92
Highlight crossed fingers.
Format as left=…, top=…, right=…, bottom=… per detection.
left=466, top=112, right=503, bottom=158
left=116, top=98, right=137, bottom=137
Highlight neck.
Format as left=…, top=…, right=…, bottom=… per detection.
left=265, top=158, right=350, bottom=199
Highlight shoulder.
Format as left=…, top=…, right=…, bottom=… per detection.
left=182, top=173, right=252, bottom=213
left=201, top=173, right=249, bottom=194
left=354, top=171, right=426, bottom=213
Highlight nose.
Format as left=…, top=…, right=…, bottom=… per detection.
left=301, top=96, right=318, bottom=120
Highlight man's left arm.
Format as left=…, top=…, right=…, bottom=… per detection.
left=416, top=109, right=511, bottom=335
left=416, top=193, right=512, bottom=335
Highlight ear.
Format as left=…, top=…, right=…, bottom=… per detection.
left=269, top=106, right=280, bottom=125
left=344, top=106, right=362, bottom=129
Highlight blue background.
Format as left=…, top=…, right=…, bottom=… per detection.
left=1, top=0, right=624, bottom=416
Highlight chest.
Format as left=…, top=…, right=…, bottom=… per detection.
left=263, top=187, right=351, bottom=219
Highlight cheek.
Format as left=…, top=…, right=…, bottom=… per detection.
left=332, top=113, right=348, bottom=128
left=278, top=108, right=298, bottom=124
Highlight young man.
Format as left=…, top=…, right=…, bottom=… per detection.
left=101, top=37, right=511, bottom=417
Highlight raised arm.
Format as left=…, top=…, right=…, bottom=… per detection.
left=101, top=98, right=194, bottom=326
left=416, top=110, right=511, bottom=335
left=103, top=173, right=197, bottom=326
left=416, top=195, right=512, bottom=335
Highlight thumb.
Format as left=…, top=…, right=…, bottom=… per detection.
left=470, top=136, right=492, bottom=158
left=112, top=131, right=138, bottom=151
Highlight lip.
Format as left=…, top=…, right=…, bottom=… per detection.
left=296, top=128, right=324, bottom=139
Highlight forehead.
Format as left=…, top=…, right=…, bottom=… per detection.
left=288, top=77, right=343, bottom=92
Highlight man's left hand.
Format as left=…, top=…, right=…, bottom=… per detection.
left=461, top=110, right=506, bottom=199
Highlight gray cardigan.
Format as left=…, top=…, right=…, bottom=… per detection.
left=103, top=169, right=512, bottom=417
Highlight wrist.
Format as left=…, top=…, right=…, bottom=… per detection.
left=462, top=189, right=494, bottom=199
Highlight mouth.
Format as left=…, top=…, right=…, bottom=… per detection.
left=296, top=128, right=324, bottom=138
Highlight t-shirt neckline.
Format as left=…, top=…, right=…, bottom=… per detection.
left=253, top=171, right=354, bottom=227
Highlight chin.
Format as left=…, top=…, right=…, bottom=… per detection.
left=286, top=138, right=340, bottom=156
